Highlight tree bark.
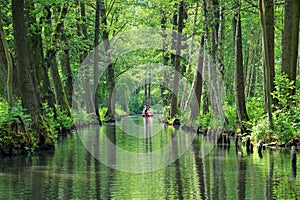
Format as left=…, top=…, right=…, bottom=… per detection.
left=260, top=0, right=276, bottom=110
left=28, top=3, right=55, bottom=109
left=94, top=0, right=102, bottom=125
left=45, top=6, right=71, bottom=117
left=203, top=0, right=227, bottom=125
left=160, top=10, right=169, bottom=107
left=12, top=0, right=41, bottom=118
left=180, top=2, right=198, bottom=110
left=259, top=0, right=273, bottom=130
left=12, top=0, right=53, bottom=147
left=0, top=35, right=8, bottom=98
left=75, top=1, right=94, bottom=113
left=59, top=37, right=73, bottom=106
left=170, top=0, right=187, bottom=118
left=99, top=0, right=115, bottom=121
left=245, top=29, right=260, bottom=98
left=188, top=36, right=204, bottom=119
left=234, top=11, right=249, bottom=123
left=281, top=0, right=300, bottom=95
left=0, top=13, right=13, bottom=112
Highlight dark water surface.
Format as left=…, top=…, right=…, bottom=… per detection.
left=0, top=116, right=299, bottom=199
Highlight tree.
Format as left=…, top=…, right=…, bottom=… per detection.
left=180, top=2, right=199, bottom=110
left=203, top=0, right=228, bottom=126
left=281, top=0, right=300, bottom=96
left=76, top=0, right=94, bottom=113
left=160, top=8, right=169, bottom=107
left=259, top=0, right=276, bottom=110
left=170, top=0, right=187, bottom=118
left=94, top=0, right=102, bottom=125
left=99, top=0, right=115, bottom=122
left=259, top=0, right=273, bottom=129
left=58, top=22, right=73, bottom=106
left=233, top=7, right=249, bottom=123
left=0, top=13, right=13, bottom=114
left=28, top=2, right=55, bottom=110
left=45, top=5, right=71, bottom=117
left=12, top=0, right=53, bottom=147
left=186, top=36, right=204, bottom=119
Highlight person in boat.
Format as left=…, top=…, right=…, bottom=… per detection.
left=143, top=105, right=148, bottom=116
left=147, top=108, right=153, bottom=116
left=143, top=105, right=153, bottom=117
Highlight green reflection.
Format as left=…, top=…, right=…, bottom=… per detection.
left=0, top=116, right=299, bottom=199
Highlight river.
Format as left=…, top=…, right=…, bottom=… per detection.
left=0, top=116, right=299, bottom=199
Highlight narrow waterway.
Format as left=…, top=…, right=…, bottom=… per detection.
left=0, top=116, right=299, bottom=199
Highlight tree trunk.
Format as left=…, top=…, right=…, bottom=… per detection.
left=234, top=11, right=249, bottom=123
left=78, top=1, right=89, bottom=63
left=189, top=37, right=204, bottom=119
left=45, top=6, right=71, bottom=117
left=99, top=0, right=115, bottom=122
left=12, top=0, right=40, bottom=118
left=203, top=0, right=227, bottom=126
left=48, top=49, right=71, bottom=117
left=259, top=0, right=273, bottom=130
left=260, top=0, right=276, bottom=110
left=0, top=13, right=13, bottom=113
left=281, top=0, right=300, bottom=95
left=170, top=0, right=187, bottom=118
left=245, top=29, right=260, bottom=98
left=201, top=0, right=210, bottom=117
left=202, top=55, right=209, bottom=116
left=12, top=0, right=53, bottom=147
left=94, top=0, right=102, bottom=125
left=160, top=10, right=169, bottom=107
left=145, top=78, right=148, bottom=106
left=59, top=40, right=73, bottom=106
left=76, top=1, right=93, bottom=113
left=0, top=34, right=8, bottom=98
left=147, top=77, right=151, bottom=106
left=28, top=3, right=55, bottom=109
left=55, top=5, right=73, bottom=108
left=180, top=2, right=198, bottom=110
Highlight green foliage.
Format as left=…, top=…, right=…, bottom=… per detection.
left=162, top=105, right=170, bottom=119
left=272, top=73, right=295, bottom=106
left=198, top=112, right=210, bottom=128
left=72, top=108, right=99, bottom=125
left=250, top=74, right=300, bottom=143
left=0, top=99, right=38, bottom=155
left=99, top=107, right=108, bottom=120
left=246, top=96, right=265, bottom=123
left=250, top=116, right=271, bottom=142
left=0, top=100, right=31, bottom=128
left=223, top=103, right=237, bottom=130
left=43, top=103, right=73, bottom=135
left=271, top=74, right=300, bottom=143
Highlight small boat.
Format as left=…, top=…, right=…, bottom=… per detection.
left=142, top=106, right=154, bottom=117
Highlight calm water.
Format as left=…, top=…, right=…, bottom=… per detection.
left=0, top=116, right=299, bottom=199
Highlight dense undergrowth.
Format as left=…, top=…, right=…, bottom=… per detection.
left=249, top=75, right=300, bottom=144
left=0, top=100, right=73, bottom=156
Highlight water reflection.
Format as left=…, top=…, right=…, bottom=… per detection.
left=144, top=117, right=153, bottom=152
left=0, top=116, right=299, bottom=199
left=292, top=148, right=297, bottom=179
left=236, top=155, right=246, bottom=200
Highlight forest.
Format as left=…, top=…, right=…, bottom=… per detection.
left=0, top=0, right=299, bottom=156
